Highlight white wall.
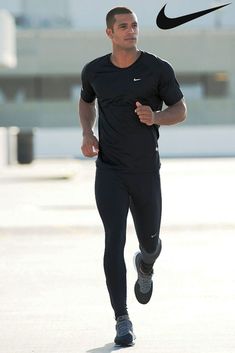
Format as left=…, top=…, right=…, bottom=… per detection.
left=0, top=127, right=8, bottom=165
left=34, top=126, right=235, bottom=159
left=159, top=125, right=235, bottom=157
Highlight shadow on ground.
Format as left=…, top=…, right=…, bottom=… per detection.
left=87, top=342, right=132, bottom=352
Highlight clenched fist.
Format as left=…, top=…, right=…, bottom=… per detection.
left=135, top=101, right=156, bottom=126
left=81, top=133, right=99, bottom=157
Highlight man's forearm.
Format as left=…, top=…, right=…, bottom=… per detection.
left=79, top=98, right=97, bottom=136
left=154, top=98, right=187, bottom=126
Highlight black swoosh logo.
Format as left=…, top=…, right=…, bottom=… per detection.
left=156, top=3, right=231, bottom=29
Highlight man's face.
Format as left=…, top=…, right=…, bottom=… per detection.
left=106, top=13, right=139, bottom=50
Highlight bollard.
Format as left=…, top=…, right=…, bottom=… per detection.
left=17, top=129, right=34, bottom=164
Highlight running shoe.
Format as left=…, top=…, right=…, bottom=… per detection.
left=114, top=315, right=135, bottom=346
left=134, top=252, right=153, bottom=304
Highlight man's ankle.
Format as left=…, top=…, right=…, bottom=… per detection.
left=140, top=260, right=153, bottom=274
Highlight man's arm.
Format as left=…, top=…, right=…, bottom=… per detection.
left=79, top=97, right=99, bottom=157
left=135, top=98, right=187, bottom=126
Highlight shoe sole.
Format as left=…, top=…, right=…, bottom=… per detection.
left=115, top=342, right=135, bottom=347
left=114, top=333, right=136, bottom=347
left=114, top=340, right=135, bottom=347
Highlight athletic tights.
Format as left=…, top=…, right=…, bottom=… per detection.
left=95, top=168, right=162, bottom=319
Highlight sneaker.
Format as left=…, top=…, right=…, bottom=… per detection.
left=134, top=252, right=153, bottom=304
left=114, top=315, right=135, bottom=347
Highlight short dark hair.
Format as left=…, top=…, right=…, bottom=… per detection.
left=106, top=7, right=133, bottom=29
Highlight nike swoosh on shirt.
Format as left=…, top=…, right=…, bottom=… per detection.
left=156, top=3, right=231, bottom=29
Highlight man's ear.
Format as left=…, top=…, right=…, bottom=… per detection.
left=106, top=28, right=113, bottom=39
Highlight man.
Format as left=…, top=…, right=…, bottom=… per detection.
left=79, top=7, right=186, bottom=347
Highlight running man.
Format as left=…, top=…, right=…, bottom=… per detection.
left=79, top=7, right=187, bottom=347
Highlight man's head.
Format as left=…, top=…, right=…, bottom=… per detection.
left=106, top=7, right=139, bottom=49
left=106, top=7, right=133, bottom=29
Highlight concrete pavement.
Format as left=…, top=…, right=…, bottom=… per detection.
left=0, top=158, right=235, bottom=353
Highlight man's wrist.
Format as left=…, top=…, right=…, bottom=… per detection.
left=153, top=111, right=161, bottom=126
left=82, top=130, right=94, bottom=137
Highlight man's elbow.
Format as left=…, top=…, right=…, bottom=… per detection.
left=178, top=99, right=187, bottom=123
left=79, top=97, right=96, bottom=107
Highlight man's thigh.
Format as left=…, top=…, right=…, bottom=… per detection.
left=129, top=172, right=162, bottom=251
left=95, top=169, right=130, bottom=230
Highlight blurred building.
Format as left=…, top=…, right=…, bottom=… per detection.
left=0, top=0, right=234, bottom=30
left=0, top=0, right=235, bottom=158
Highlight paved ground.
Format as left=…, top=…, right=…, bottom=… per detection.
left=0, top=158, right=235, bottom=353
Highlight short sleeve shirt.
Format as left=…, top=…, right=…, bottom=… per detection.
left=81, top=51, right=183, bottom=172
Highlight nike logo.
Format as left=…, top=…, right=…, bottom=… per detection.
left=150, top=232, right=158, bottom=238
left=156, top=3, right=231, bottom=30
left=133, top=78, right=141, bottom=81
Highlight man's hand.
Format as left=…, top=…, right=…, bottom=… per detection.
left=135, top=101, right=156, bottom=126
left=81, top=133, right=99, bottom=157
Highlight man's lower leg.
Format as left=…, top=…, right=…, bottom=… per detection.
left=134, top=238, right=162, bottom=304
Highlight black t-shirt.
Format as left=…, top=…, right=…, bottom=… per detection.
left=81, top=51, right=183, bottom=172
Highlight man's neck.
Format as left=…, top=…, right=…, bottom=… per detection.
left=110, top=48, right=141, bottom=68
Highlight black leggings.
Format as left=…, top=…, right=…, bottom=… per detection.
left=95, top=168, right=162, bottom=319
